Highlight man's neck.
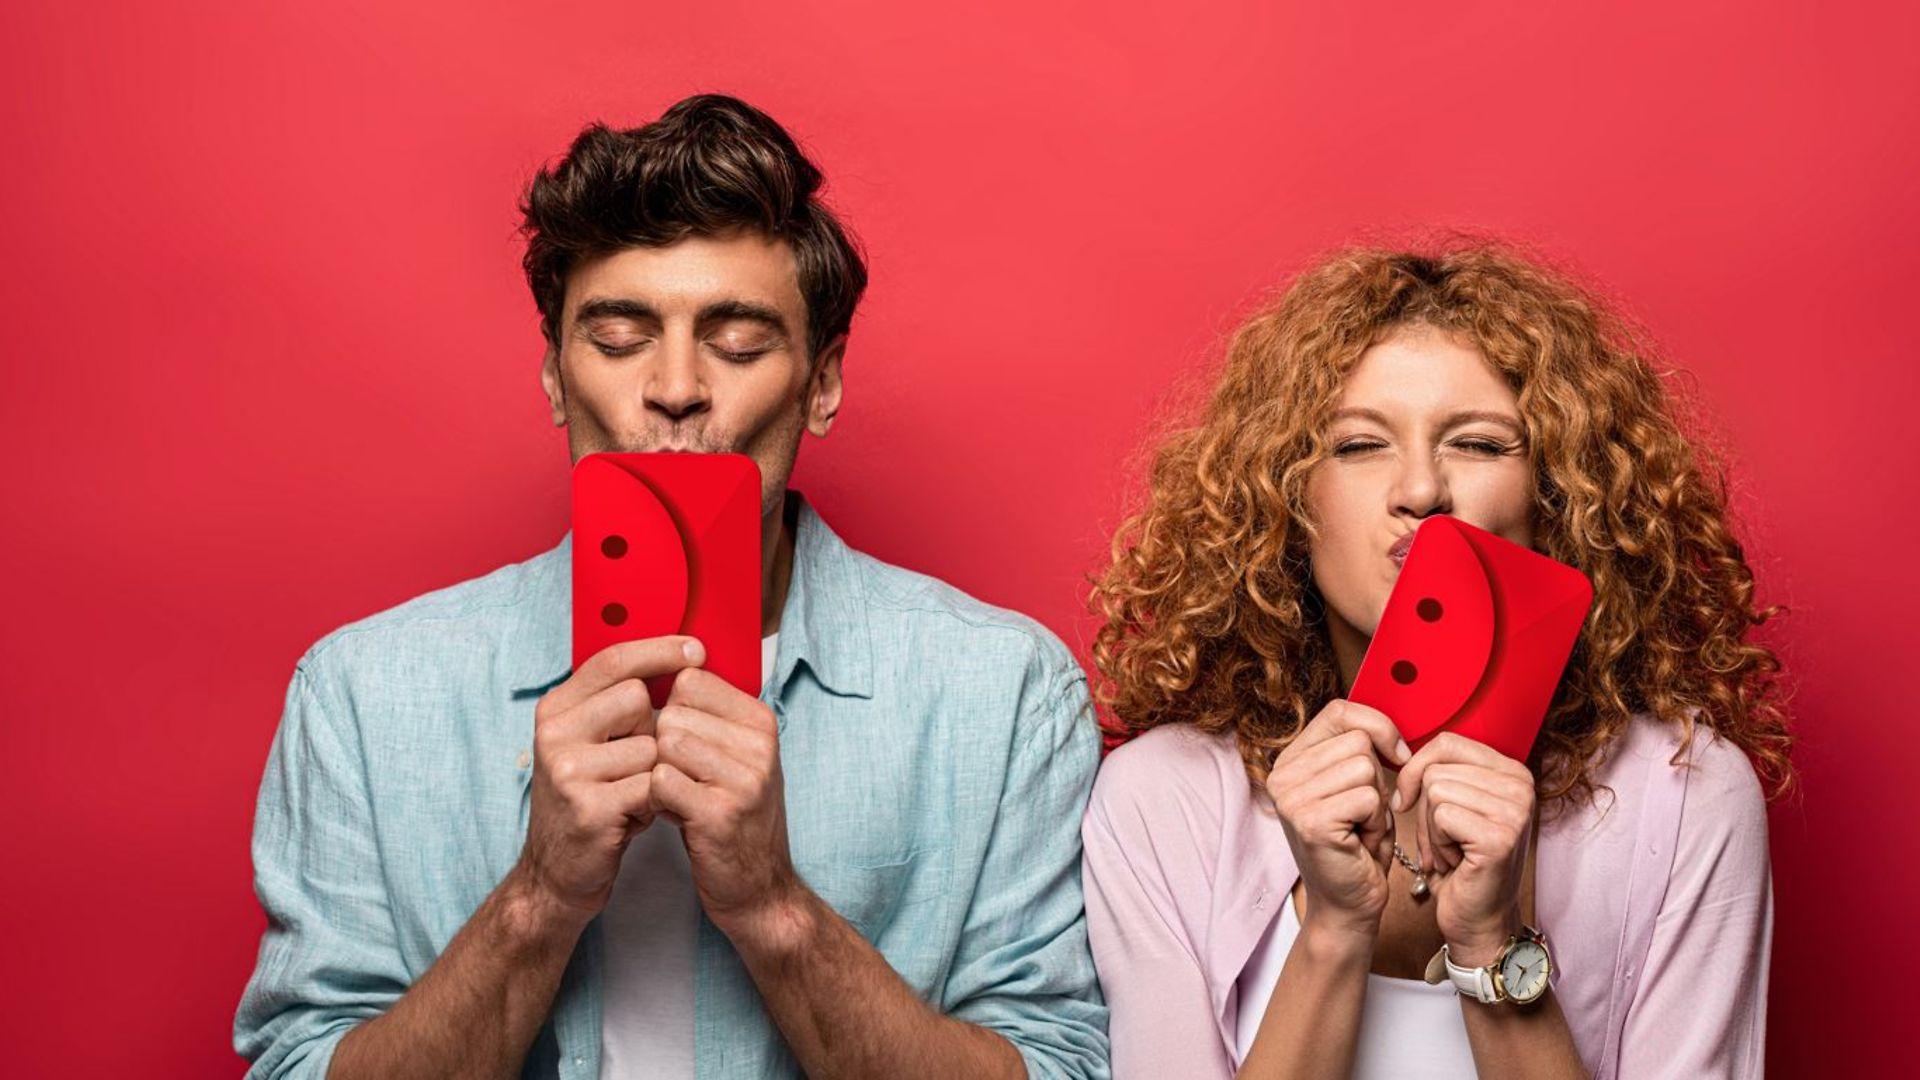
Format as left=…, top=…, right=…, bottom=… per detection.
left=761, top=492, right=798, bottom=637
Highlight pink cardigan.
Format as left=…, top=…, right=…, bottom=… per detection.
left=1081, top=714, right=1772, bottom=1078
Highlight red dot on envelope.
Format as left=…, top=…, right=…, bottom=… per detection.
left=601, top=535, right=628, bottom=559
left=601, top=602, right=628, bottom=626
left=1391, top=660, right=1418, bottom=684
left=1417, top=597, right=1443, bottom=622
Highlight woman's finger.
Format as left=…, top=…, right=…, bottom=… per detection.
left=1392, top=731, right=1526, bottom=817
left=1426, top=777, right=1523, bottom=836
left=1429, top=800, right=1506, bottom=867
left=1276, top=751, right=1380, bottom=810
left=1289, top=700, right=1411, bottom=769
left=1317, top=785, right=1386, bottom=847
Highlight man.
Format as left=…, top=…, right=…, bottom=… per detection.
left=234, top=95, right=1107, bottom=1079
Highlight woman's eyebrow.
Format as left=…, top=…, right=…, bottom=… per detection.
left=1328, top=406, right=1391, bottom=425
left=1441, top=409, right=1525, bottom=433
left=1326, top=406, right=1524, bottom=433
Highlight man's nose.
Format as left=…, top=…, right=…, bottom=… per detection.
left=642, top=337, right=710, bottom=421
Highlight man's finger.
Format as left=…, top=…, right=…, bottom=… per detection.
left=656, top=720, right=755, bottom=789
left=604, top=769, right=654, bottom=827
left=649, top=761, right=707, bottom=824
left=548, top=677, right=655, bottom=744
left=570, top=732, right=659, bottom=782
left=665, top=666, right=774, bottom=729
left=656, top=703, right=774, bottom=767
left=541, top=636, right=704, bottom=718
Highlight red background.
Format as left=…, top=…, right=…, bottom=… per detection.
left=2, top=2, right=1913, bottom=1076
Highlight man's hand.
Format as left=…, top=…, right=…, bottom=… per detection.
left=515, top=635, right=704, bottom=928
left=647, top=664, right=804, bottom=944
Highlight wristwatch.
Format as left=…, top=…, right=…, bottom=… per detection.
left=1423, top=924, right=1553, bottom=1005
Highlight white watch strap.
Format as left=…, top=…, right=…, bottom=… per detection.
left=1442, top=945, right=1503, bottom=1003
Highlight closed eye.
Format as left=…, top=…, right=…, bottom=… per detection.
left=707, top=343, right=773, bottom=363
left=1331, top=439, right=1388, bottom=457
left=592, top=338, right=645, bottom=358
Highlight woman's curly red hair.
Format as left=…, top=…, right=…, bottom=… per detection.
left=1089, top=239, right=1795, bottom=810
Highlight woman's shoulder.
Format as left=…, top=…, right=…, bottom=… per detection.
left=1085, top=724, right=1250, bottom=846
left=1560, top=711, right=1769, bottom=853
left=1617, top=711, right=1765, bottom=807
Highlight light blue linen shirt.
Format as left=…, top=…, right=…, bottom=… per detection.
left=234, top=496, right=1108, bottom=1079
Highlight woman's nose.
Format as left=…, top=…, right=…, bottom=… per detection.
left=1390, top=451, right=1450, bottom=518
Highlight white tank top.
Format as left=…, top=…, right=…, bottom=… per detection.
left=599, top=633, right=779, bottom=1079
left=1233, top=884, right=1478, bottom=1077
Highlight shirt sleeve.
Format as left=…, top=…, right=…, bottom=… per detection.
left=1617, top=733, right=1773, bottom=1078
left=1080, top=737, right=1235, bottom=1080
left=233, top=659, right=411, bottom=1079
left=939, top=648, right=1111, bottom=1080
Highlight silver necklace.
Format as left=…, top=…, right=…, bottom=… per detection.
left=1391, top=842, right=1430, bottom=899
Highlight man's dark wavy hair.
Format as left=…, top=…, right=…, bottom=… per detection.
left=519, top=94, right=867, bottom=358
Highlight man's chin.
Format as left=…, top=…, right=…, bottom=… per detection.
left=606, top=441, right=738, bottom=455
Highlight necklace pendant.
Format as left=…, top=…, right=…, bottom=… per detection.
left=1411, top=876, right=1430, bottom=899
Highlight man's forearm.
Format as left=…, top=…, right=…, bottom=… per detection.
left=724, top=885, right=1026, bottom=1080
left=328, top=867, right=587, bottom=1080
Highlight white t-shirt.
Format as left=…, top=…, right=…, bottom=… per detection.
left=1233, top=883, right=1477, bottom=1076
left=599, top=633, right=779, bottom=1079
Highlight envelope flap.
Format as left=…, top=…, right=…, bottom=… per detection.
left=572, top=454, right=691, bottom=648
left=616, top=453, right=761, bottom=537
left=1456, top=523, right=1595, bottom=631
left=1350, top=516, right=1496, bottom=742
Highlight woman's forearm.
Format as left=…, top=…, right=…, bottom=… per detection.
left=1237, top=920, right=1374, bottom=1080
left=1457, top=980, right=1588, bottom=1079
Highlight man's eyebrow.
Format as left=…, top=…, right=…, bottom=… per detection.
left=697, top=299, right=789, bottom=335
left=1327, top=407, right=1525, bottom=433
left=573, top=298, right=660, bottom=324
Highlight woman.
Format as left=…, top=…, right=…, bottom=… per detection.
left=1082, top=242, right=1791, bottom=1079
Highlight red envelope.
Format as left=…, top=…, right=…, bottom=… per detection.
left=572, top=452, right=763, bottom=708
left=1348, top=516, right=1593, bottom=763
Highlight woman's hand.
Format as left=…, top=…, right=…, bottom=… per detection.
left=1390, top=731, right=1537, bottom=964
left=1265, top=700, right=1411, bottom=944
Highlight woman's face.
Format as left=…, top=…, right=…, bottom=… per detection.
left=1306, top=325, right=1536, bottom=687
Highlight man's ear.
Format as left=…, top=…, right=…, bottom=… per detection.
left=539, top=344, right=567, bottom=427
left=804, top=335, right=846, bottom=437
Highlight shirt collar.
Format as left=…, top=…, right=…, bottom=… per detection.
left=506, top=491, right=874, bottom=701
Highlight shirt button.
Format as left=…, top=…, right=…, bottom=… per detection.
left=515, top=748, right=532, bottom=769
left=573, top=1056, right=585, bottom=1067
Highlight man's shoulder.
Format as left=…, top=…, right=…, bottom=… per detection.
left=847, top=546, right=1081, bottom=678
left=294, top=542, right=556, bottom=681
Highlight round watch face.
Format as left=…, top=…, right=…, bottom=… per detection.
left=1500, top=940, right=1551, bottom=1002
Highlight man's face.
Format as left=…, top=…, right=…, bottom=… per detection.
left=539, top=230, right=844, bottom=515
